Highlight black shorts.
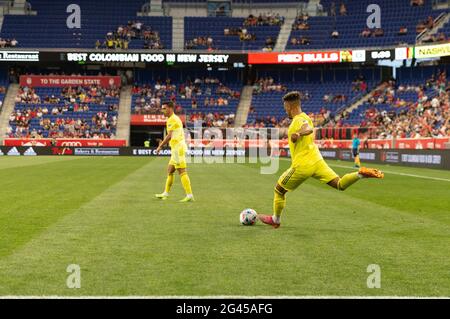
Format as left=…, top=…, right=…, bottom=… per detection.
left=352, top=148, right=359, bottom=157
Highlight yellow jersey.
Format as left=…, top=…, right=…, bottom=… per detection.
left=288, top=113, right=323, bottom=168
left=166, top=113, right=185, bottom=148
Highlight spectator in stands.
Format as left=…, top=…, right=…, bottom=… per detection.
left=352, top=76, right=368, bottom=92
left=360, top=28, right=371, bottom=37
left=416, top=21, right=426, bottom=33
left=300, top=36, right=311, bottom=45
left=398, top=26, right=408, bottom=35
left=293, top=13, right=310, bottom=30
left=359, top=71, right=449, bottom=138
left=422, top=33, right=448, bottom=45
left=98, top=21, right=162, bottom=50
left=289, top=36, right=310, bottom=46
left=263, top=37, right=275, bottom=51
left=0, top=38, right=18, bottom=47
left=185, top=36, right=214, bottom=49
left=293, top=21, right=310, bottom=31
left=421, top=33, right=436, bottom=43
left=411, top=0, right=424, bottom=6
left=331, top=30, right=339, bottom=38
left=436, top=32, right=446, bottom=42
left=244, top=13, right=284, bottom=27
left=239, top=29, right=256, bottom=42
left=360, top=81, right=368, bottom=93
left=252, top=77, right=287, bottom=94
left=426, top=16, right=434, bottom=29
left=373, top=28, right=384, bottom=37
left=339, top=3, right=347, bottom=16
left=330, top=1, right=336, bottom=16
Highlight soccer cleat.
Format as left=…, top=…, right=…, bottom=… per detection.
left=179, top=196, right=195, bottom=202
left=155, top=193, right=169, bottom=200
left=258, top=214, right=280, bottom=229
left=358, top=167, right=384, bottom=179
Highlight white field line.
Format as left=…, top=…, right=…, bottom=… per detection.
left=0, top=295, right=449, bottom=299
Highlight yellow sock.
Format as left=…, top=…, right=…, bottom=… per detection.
left=355, top=155, right=361, bottom=166
left=273, top=189, right=286, bottom=221
left=164, top=174, right=174, bottom=194
left=337, top=172, right=360, bottom=190
left=180, top=172, right=193, bottom=195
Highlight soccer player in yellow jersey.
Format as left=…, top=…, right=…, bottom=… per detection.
left=155, top=101, right=194, bottom=202
left=258, top=91, right=383, bottom=228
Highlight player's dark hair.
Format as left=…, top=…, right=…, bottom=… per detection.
left=163, top=101, right=174, bottom=108
left=283, top=91, right=301, bottom=103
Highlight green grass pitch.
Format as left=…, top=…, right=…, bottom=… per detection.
left=0, top=156, right=449, bottom=297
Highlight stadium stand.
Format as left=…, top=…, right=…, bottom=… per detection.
left=8, top=85, right=119, bottom=138
left=245, top=67, right=381, bottom=128
left=184, top=15, right=283, bottom=51
left=97, top=21, right=166, bottom=50
left=247, top=79, right=376, bottom=128
left=286, top=0, right=448, bottom=50
left=0, top=0, right=172, bottom=49
left=132, top=70, right=243, bottom=128
left=338, top=67, right=449, bottom=138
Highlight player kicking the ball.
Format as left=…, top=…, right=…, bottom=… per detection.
left=258, top=91, right=383, bottom=228
left=155, top=101, right=194, bottom=202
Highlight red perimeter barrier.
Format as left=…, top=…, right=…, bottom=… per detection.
left=4, top=138, right=126, bottom=147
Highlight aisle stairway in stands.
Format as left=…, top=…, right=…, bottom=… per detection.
left=172, top=17, right=184, bottom=50
left=273, top=16, right=296, bottom=52
left=0, top=84, right=19, bottom=145
left=116, top=85, right=132, bottom=146
left=234, top=85, right=254, bottom=127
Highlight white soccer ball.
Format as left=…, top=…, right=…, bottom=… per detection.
left=240, top=208, right=258, bottom=226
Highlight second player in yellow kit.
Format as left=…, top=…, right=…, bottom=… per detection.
left=258, top=91, right=384, bottom=228
left=155, top=101, right=194, bottom=202
left=167, top=111, right=187, bottom=169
